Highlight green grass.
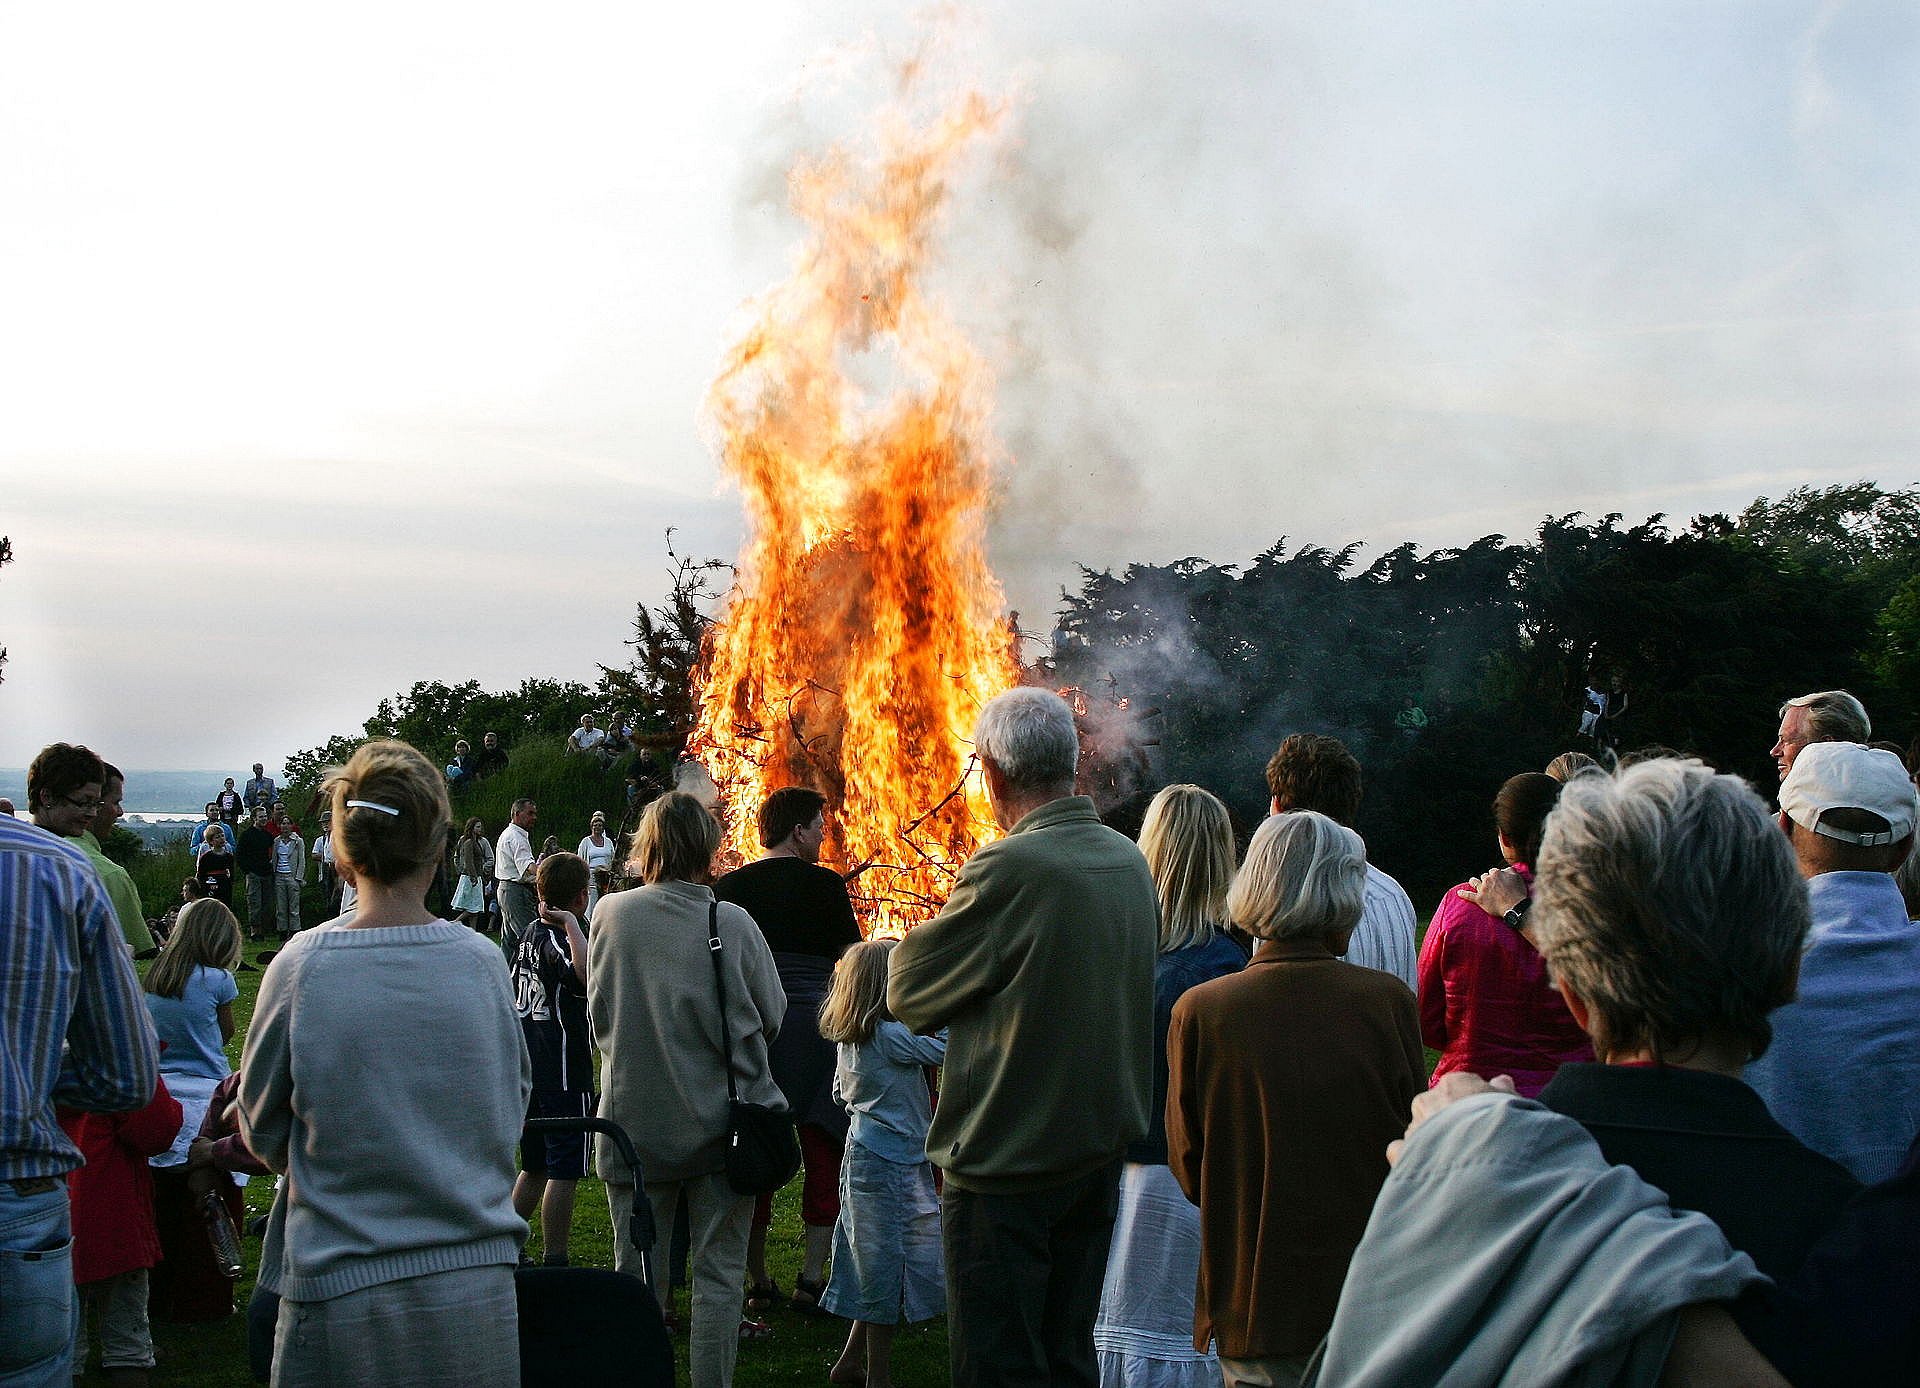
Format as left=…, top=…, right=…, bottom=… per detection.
left=139, top=856, right=954, bottom=1384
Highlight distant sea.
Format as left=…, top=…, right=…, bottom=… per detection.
left=0, top=769, right=236, bottom=816
left=0, top=769, right=243, bottom=850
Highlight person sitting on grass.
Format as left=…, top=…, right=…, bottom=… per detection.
left=156, top=875, right=208, bottom=940
left=511, top=851, right=594, bottom=1268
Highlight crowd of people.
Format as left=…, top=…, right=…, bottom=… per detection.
left=4, top=684, right=1918, bottom=1388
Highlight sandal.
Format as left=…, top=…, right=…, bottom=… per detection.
left=791, top=1275, right=829, bottom=1315
left=738, top=1316, right=775, bottom=1341
left=744, top=1279, right=780, bottom=1316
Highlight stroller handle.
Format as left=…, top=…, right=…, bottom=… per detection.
left=520, top=1116, right=655, bottom=1257
left=523, top=1115, right=642, bottom=1178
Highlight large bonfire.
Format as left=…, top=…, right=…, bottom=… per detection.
left=687, top=64, right=1019, bottom=934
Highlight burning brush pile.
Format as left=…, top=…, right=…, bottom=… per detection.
left=686, top=65, right=1020, bottom=934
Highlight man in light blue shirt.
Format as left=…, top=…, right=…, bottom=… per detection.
left=3, top=743, right=159, bottom=1385
left=1746, top=741, right=1920, bottom=1185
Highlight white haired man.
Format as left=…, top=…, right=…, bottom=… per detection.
left=889, top=687, right=1158, bottom=1388
left=1745, top=741, right=1920, bottom=1184
left=1771, top=690, right=1870, bottom=782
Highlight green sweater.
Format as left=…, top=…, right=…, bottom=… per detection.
left=77, top=831, right=153, bottom=954
left=888, top=795, right=1158, bottom=1193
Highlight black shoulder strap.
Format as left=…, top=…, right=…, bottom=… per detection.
left=707, top=900, right=738, bottom=1103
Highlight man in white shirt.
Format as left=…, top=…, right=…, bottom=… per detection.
left=566, top=716, right=607, bottom=760
left=495, top=798, right=539, bottom=946
left=1264, top=733, right=1419, bottom=990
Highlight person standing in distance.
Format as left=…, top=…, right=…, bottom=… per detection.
left=889, top=688, right=1158, bottom=1388
left=495, top=799, right=539, bottom=949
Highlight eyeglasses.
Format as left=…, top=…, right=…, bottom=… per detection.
left=60, top=795, right=102, bottom=813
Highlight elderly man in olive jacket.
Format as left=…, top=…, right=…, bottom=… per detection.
left=889, top=687, right=1159, bottom=1388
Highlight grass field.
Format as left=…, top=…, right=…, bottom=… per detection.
left=135, top=933, right=955, bottom=1388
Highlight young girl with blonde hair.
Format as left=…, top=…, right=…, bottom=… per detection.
left=818, top=939, right=947, bottom=1388
left=143, top=897, right=247, bottom=1323
left=144, top=899, right=243, bottom=1079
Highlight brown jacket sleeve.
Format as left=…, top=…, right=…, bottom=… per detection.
left=1165, top=994, right=1202, bottom=1202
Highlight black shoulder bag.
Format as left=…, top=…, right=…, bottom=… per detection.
left=708, top=901, right=801, bottom=1194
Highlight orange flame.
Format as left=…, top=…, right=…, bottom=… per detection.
left=688, top=67, right=1018, bottom=934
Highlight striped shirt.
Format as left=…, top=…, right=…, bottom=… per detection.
left=1347, top=862, right=1419, bottom=992
left=1, top=814, right=159, bottom=1180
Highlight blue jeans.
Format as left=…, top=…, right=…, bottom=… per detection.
left=0, top=1181, right=75, bottom=1386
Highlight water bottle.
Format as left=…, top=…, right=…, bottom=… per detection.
left=203, top=1191, right=243, bottom=1279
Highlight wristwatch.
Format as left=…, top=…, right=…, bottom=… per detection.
left=1503, top=899, right=1532, bottom=931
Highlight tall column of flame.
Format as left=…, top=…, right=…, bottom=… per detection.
left=688, top=77, right=1019, bottom=934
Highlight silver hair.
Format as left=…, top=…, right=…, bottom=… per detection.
left=1532, top=757, right=1808, bottom=1063
left=973, top=688, right=1078, bottom=791
left=1781, top=689, right=1870, bottom=744
left=1227, top=810, right=1366, bottom=944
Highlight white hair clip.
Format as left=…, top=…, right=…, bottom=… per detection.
left=346, top=799, right=401, bottom=816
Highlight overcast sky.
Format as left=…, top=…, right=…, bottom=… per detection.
left=2, top=1, right=1915, bottom=777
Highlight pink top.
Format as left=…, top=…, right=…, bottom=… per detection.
left=1417, top=864, right=1593, bottom=1097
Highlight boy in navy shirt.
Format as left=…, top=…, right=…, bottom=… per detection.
left=511, top=852, right=593, bottom=1265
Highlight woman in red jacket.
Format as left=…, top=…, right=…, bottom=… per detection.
left=59, top=1077, right=184, bottom=1385
left=1416, top=772, right=1592, bottom=1096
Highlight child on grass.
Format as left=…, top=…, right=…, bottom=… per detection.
left=510, top=851, right=594, bottom=1265
left=817, top=939, right=947, bottom=1388
left=60, top=1077, right=184, bottom=1386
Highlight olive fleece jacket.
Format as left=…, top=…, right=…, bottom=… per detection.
left=888, top=795, right=1158, bottom=1194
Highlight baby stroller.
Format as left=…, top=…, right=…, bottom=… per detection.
left=516, top=1116, right=673, bottom=1388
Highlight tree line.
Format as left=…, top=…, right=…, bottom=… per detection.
left=1049, top=482, right=1920, bottom=902
left=274, top=482, right=1918, bottom=908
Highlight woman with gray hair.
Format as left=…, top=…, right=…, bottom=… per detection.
left=1529, top=758, right=1862, bottom=1282
left=1166, top=811, right=1423, bottom=1388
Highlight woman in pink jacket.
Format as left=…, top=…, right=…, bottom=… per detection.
left=1416, top=772, right=1592, bottom=1096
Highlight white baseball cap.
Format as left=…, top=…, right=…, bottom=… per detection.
left=1779, top=742, right=1918, bottom=846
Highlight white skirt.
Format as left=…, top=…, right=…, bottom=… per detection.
left=1094, top=1162, right=1218, bottom=1388
left=450, top=875, right=486, bottom=913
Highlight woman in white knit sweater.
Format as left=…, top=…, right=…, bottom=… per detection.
left=240, top=740, right=531, bottom=1387
left=590, top=792, right=786, bottom=1388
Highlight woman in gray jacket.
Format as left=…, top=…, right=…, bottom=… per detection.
left=589, top=792, right=786, bottom=1388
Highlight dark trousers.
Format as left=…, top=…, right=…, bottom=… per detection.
left=942, top=1158, right=1123, bottom=1388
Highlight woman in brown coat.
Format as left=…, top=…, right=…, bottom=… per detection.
left=1167, top=810, right=1424, bottom=1388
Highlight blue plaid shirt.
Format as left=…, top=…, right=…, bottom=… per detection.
left=0, top=814, right=158, bottom=1179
